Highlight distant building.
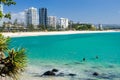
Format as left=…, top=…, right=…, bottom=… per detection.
left=0, top=3, right=3, bottom=27
left=39, top=8, right=47, bottom=28
left=48, top=16, right=57, bottom=29
left=59, top=18, right=68, bottom=29
left=69, top=20, right=73, bottom=30
left=25, top=7, right=38, bottom=26
left=98, top=24, right=103, bottom=30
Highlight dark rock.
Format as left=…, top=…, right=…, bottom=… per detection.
left=68, top=73, right=76, bottom=76
left=83, top=58, right=86, bottom=61
left=43, top=71, right=55, bottom=76
left=93, top=72, right=99, bottom=76
left=52, top=69, right=59, bottom=72
left=96, top=56, right=99, bottom=59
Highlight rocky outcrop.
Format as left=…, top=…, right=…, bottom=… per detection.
left=93, top=72, right=99, bottom=76
left=43, top=71, right=55, bottom=76
left=42, top=68, right=77, bottom=77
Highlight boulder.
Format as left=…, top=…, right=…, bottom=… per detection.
left=43, top=71, right=55, bottom=76
left=93, top=72, right=99, bottom=76
left=52, top=69, right=59, bottom=72
left=68, top=73, right=76, bottom=76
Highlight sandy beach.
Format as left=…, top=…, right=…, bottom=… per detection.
left=1, top=30, right=120, bottom=37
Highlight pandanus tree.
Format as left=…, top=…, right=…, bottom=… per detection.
left=0, top=34, right=10, bottom=58
left=0, top=1, right=27, bottom=80
left=0, top=34, right=27, bottom=80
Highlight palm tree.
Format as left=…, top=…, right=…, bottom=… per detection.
left=0, top=34, right=27, bottom=80
left=0, top=34, right=10, bottom=80
left=0, top=34, right=10, bottom=59
left=0, top=48, right=27, bottom=80
left=0, top=34, right=10, bottom=50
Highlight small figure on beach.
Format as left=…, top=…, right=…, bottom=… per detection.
left=96, top=56, right=99, bottom=59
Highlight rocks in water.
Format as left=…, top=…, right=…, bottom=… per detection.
left=42, top=68, right=59, bottom=76
left=42, top=68, right=77, bottom=77
left=93, top=72, right=99, bottom=76
left=43, top=71, right=55, bottom=76
left=68, top=73, right=76, bottom=76
left=57, top=73, right=77, bottom=77
left=96, top=56, right=99, bottom=59
left=52, top=69, right=59, bottom=72
left=83, top=58, right=86, bottom=61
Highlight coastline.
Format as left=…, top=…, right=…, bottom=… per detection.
left=1, top=30, right=120, bottom=80
left=1, top=30, right=120, bottom=37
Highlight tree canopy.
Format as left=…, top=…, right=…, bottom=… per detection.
left=0, top=34, right=27, bottom=80
left=0, top=0, right=16, bottom=19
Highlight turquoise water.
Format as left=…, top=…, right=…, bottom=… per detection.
left=11, top=32, right=120, bottom=80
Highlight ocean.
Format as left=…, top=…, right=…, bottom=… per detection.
left=11, top=32, right=120, bottom=80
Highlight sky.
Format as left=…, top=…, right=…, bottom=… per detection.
left=4, top=0, right=120, bottom=24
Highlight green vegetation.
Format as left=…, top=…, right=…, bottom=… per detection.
left=0, top=34, right=27, bottom=80
left=0, top=23, right=97, bottom=32
left=0, top=1, right=27, bottom=80
left=0, top=0, right=16, bottom=19
left=72, top=23, right=96, bottom=31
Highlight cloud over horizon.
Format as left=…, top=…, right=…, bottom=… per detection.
left=4, top=11, right=25, bottom=23
left=11, top=11, right=25, bottom=23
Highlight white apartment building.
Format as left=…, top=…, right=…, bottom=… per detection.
left=48, top=16, right=57, bottom=29
left=59, top=18, right=68, bottom=29
left=25, top=7, right=38, bottom=26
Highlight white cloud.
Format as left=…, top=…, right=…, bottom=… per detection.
left=11, top=11, right=25, bottom=23
left=3, top=11, right=25, bottom=23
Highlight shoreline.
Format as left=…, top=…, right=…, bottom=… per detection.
left=1, top=30, right=120, bottom=37
left=1, top=30, right=120, bottom=80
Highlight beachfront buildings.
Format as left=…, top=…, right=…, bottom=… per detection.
left=24, top=7, right=69, bottom=30
left=0, top=3, right=3, bottom=27
left=25, top=7, right=38, bottom=26
left=39, top=8, right=47, bottom=28
left=48, top=16, right=57, bottom=29
left=98, top=24, right=103, bottom=30
left=59, top=18, right=69, bottom=29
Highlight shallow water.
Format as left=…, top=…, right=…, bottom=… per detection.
left=11, top=32, right=120, bottom=80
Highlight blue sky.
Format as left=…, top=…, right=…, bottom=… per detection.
left=4, top=0, right=120, bottom=24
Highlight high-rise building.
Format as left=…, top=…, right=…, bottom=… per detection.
left=0, top=3, right=3, bottom=27
left=48, top=16, right=57, bottom=29
left=59, top=18, right=68, bottom=29
left=25, top=7, right=38, bottom=26
left=39, top=8, right=47, bottom=28
left=98, top=24, right=103, bottom=30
